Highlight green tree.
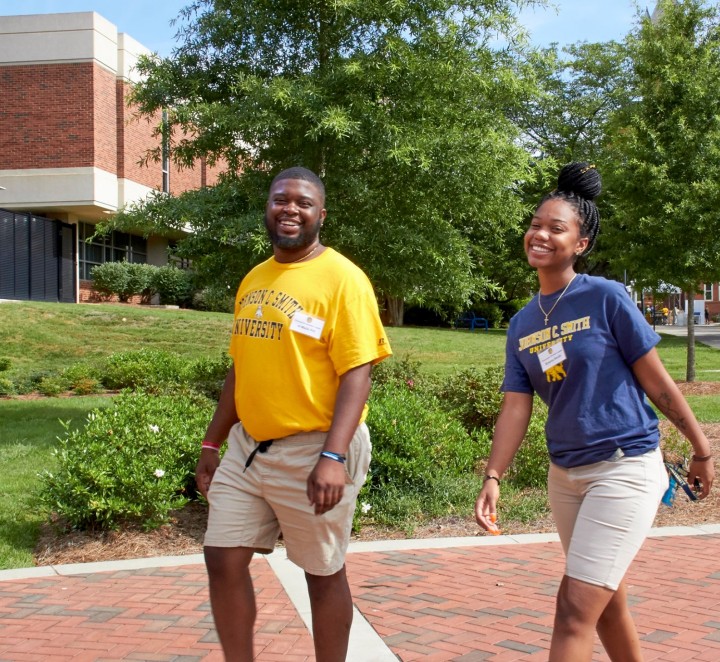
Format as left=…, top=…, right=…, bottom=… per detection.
left=603, top=0, right=720, bottom=380
left=510, top=38, right=634, bottom=284
left=518, top=41, right=631, bottom=165
left=111, top=0, right=547, bottom=325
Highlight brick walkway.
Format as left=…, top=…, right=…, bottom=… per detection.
left=1, top=530, right=720, bottom=660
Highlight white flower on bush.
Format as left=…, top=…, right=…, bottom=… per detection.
left=361, top=502, right=371, bottom=514
left=149, top=424, right=160, bottom=433
left=154, top=469, right=165, bottom=478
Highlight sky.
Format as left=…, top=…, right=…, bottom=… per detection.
left=3, top=1, right=654, bottom=56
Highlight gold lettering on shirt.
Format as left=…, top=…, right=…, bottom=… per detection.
left=519, top=316, right=591, bottom=353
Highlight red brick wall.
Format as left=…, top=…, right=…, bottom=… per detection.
left=0, top=63, right=225, bottom=189
left=117, top=79, right=163, bottom=189
left=0, top=62, right=117, bottom=170
left=94, top=66, right=117, bottom=173
left=171, top=157, right=225, bottom=194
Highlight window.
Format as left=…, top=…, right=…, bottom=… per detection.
left=168, top=241, right=191, bottom=269
left=78, top=222, right=147, bottom=280
left=705, top=283, right=713, bottom=301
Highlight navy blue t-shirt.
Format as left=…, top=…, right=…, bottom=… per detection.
left=503, top=274, right=661, bottom=468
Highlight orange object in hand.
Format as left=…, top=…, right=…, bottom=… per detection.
left=487, top=513, right=501, bottom=535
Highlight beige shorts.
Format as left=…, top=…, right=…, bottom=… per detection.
left=548, top=446, right=668, bottom=590
left=205, top=422, right=371, bottom=576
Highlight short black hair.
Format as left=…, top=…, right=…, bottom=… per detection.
left=270, top=167, right=325, bottom=203
left=540, top=162, right=602, bottom=256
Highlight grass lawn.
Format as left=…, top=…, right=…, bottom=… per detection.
left=0, top=396, right=113, bottom=569
left=0, top=301, right=231, bottom=383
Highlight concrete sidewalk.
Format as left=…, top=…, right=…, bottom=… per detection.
left=657, top=322, right=720, bottom=350
left=2, top=525, right=720, bottom=661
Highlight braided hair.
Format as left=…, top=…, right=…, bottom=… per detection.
left=540, top=162, right=602, bottom=256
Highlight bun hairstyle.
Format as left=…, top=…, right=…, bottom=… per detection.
left=541, top=162, right=602, bottom=256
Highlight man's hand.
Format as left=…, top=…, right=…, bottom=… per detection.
left=195, top=449, right=221, bottom=499
left=307, top=457, right=347, bottom=515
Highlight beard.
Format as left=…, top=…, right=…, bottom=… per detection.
left=264, top=212, right=322, bottom=250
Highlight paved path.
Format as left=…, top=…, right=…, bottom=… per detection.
left=2, top=525, right=720, bottom=661
left=658, top=322, right=720, bottom=350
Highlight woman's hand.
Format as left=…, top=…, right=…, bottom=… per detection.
left=475, top=480, right=501, bottom=535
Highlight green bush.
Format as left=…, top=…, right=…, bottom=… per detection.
left=191, top=285, right=235, bottom=313
left=435, top=365, right=505, bottom=431
left=366, top=383, right=479, bottom=489
left=371, top=354, right=422, bottom=388
left=355, top=472, right=485, bottom=532
left=62, top=363, right=103, bottom=395
left=0, top=357, right=11, bottom=372
left=153, top=265, right=192, bottom=306
left=90, top=261, right=129, bottom=299
left=37, top=375, right=70, bottom=397
left=38, top=390, right=215, bottom=530
left=505, top=400, right=550, bottom=489
left=123, top=262, right=155, bottom=303
left=90, top=261, right=157, bottom=302
left=102, top=348, right=190, bottom=392
left=0, top=376, right=16, bottom=396
left=188, top=353, right=233, bottom=401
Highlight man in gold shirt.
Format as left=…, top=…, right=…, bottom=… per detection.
left=195, top=167, right=392, bottom=661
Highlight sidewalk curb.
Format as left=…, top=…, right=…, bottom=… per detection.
left=3, top=524, right=719, bottom=582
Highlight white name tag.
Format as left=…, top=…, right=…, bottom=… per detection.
left=289, top=313, right=325, bottom=339
left=538, top=342, right=567, bottom=372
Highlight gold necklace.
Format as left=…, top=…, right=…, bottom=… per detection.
left=288, top=244, right=321, bottom=264
left=538, top=273, right=578, bottom=325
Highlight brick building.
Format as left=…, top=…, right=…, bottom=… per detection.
left=0, top=12, right=223, bottom=303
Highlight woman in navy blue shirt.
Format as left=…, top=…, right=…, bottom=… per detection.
left=475, top=162, right=714, bottom=661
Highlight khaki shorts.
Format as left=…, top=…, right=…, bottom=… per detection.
left=548, top=446, right=668, bottom=590
left=205, top=422, right=371, bottom=576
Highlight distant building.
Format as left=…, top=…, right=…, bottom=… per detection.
left=0, top=12, right=223, bottom=303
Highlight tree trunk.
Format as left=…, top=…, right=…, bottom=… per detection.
left=686, top=292, right=696, bottom=382
left=384, top=295, right=405, bottom=327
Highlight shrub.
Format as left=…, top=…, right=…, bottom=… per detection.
left=0, top=376, right=16, bottom=396
left=62, top=363, right=103, bottom=395
left=355, top=382, right=488, bottom=531
left=123, top=262, right=155, bottom=303
left=435, top=365, right=505, bottom=431
left=153, top=265, right=192, bottom=306
left=371, top=354, right=423, bottom=388
left=90, top=261, right=129, bottom=299
left=366, top=383, right=479, bottom=490
left=188, top=353, right=233, bottom=401
left=192, top=285, right=235, bottom=313
left=90, top=261, right=156, bottom=302
left=0, top=357, right=11, bottom=372
left=101, top=348, right=190, bottom=392
left=505, top=400, right=550, bottom=489
left=37, top=375, right=70, bottom=397
left=38, top=390, right=215, bottom=530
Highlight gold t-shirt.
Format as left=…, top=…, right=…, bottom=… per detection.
left=229, top=248, right=392, bottom=441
